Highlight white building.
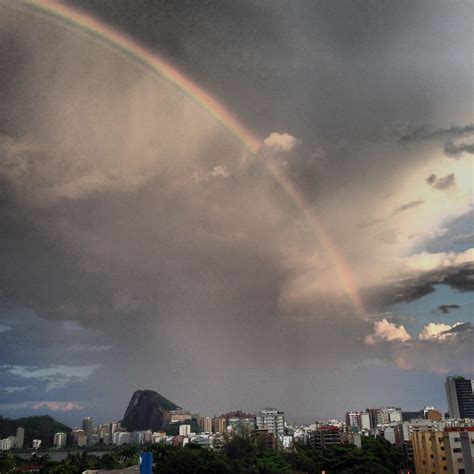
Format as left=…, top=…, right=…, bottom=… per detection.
left=129, top=430, right=152, bottom=445
left=402, top=418, right=442, bottom=441
left=189, top=434, right=213, bottom=448
left=0, top=437, right=15, bottom=451
left=388, top=408, right=402, bottom=423
left=443, top=428, right=474, bottom=473
left=54, top=432, right=67, bottom=448
left=170, top=410, right=193, bottom=423
left=179, top=424, right=191, bottom=437
left=151, top=432, right=167, bottom=444
left=346, top=412, right=371, bottom=431
left=282, top=436, right=293, bottom=448
left=113, top=432, right=131, bottom=446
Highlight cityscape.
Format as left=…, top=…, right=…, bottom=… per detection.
left=0, top=375, right=473, bottom=473
left=0, top=0, right=473, bottom=472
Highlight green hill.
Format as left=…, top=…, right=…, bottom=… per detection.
left=0, top=415, right=71, bottom=448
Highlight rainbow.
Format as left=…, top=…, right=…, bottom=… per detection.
left=25, top=0, right=261, bottom=153
left=24, top=0, right=365, bottom=316
left=265, top=161, right=366, bottom=316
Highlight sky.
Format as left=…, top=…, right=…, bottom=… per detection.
left=0, top=0, right=472, bottom=427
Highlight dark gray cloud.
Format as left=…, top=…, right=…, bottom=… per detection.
left=438, top=304, right=460, bottom=314
left=365, top=262, right=474, bottom=308
left=0, top=0, right=472, bottom=424
left=358, top=217, right=385, bottom=229
left=398, top=123, right=474, bottom=143
left=397, top=123, right=474, bottom=162
left=443, top=266, right=474, bottom=292
left=433, top=174, right=455, bottom=190
left=393, top=199, right=424, bottom=214
left=425, top=173, right=456, bottom=191
left=444, top=140, right=474, bottom=158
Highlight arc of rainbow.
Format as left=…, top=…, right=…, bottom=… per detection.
left=25, top=0, right=261, bottom=153
left=265, top=160, right=366, bottom=316
left=24, top=0, right=365, bottom=316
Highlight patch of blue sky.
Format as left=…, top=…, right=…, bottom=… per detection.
left=414, top=209, right=473, bottom=254
left=389, top=284, right=473, bottom=336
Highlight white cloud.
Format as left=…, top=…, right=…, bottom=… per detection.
left=0, top=401, right=83, bottom=411
left=0, top=386, right=30, bottom=393
left=1, top=364, right=100, bottom=391
left=365, top=318, right=411, bottom=344
left=0, top=323, right=12, bottom=334
left=418, top=322, right=464, bottom=341
left=365, top=319, right=472, bottom=374
left=262, top=132, right=299, bottom=153
left=31, top=401, right=83, bottom=411
left=403, top=248, right=474, bottom=273
left=6, top=364, right=99, bottom=379
left=192, top=164, right=231, bottom=182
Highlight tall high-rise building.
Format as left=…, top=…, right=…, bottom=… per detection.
left=366, top=408, right=380, bottom=428
left=15, top=427, right=24, bottom=449
left=345, top=411, right=371, bottom=431
left=445, top=376, right=474, bottom=419
left=72, top=429, right=87, bottom=447
left=212, top=416, right=227, bottom=433
left=366, top=407, right=402, bottom=426
left=256, top=408, right=285, bottom=438
left=110, top=422, right=120, bottom=438
left=199, top=416, right=212, bottom=433
left=54, top=432, right=67, bottom=448
left=179, top=424, right=191, bottom=437
left=412, top=427, right=474, bottom=474
left=82, top=417, right=93, bottom=436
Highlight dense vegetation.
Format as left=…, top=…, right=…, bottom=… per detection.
left=0, top=415, right=71, bottom=448
left=0, top=435, right=407, bottom=473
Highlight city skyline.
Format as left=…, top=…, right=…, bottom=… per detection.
left=0, top=0, right=472, bottom=427
left=1, top=375, right=474, bottom=474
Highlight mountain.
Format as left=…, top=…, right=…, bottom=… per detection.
left=121, top=389, right=181, bottom=432
left=0, top=415, right=71, bottom=448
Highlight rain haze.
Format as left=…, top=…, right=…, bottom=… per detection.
left=0, top=0, right=472, bottom=426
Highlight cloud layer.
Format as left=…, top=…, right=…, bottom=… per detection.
left=0, top=1, right=472, bottom=423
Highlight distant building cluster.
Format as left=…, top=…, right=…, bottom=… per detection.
left=0, top=427, right=24, bottom=451
left=1, top=374, right=474, bottom=473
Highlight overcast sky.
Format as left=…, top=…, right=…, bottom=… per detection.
left=0, top=0, right=472, bottom=426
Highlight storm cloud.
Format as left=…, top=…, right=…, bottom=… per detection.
left=398, top=123, right=474, bottom=143
left=0, top=0, right=473, bottom=424
left=438, top=304, right=460, bottom=314
left=426, top=173, right=456, bottom=191
left=444, top=140, right=474, bottom=158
